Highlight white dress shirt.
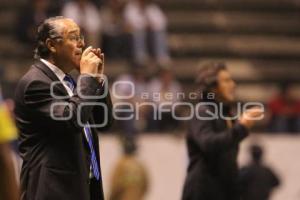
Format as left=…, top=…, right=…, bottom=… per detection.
left=40, top=58, right=74, bottom=97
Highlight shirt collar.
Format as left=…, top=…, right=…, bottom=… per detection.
left=40, top=58, right=66, bottom=82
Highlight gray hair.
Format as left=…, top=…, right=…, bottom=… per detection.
left=34, top=16, right=67, bottom=59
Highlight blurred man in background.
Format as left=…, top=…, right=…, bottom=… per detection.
left=0, top=87, right=19, bottom=200
left=182, top=62, right=264, bottom=200
left=239, top=144, right=280, bottom=200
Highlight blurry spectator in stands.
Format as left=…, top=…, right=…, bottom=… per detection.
left=113, top=67, right=148, bottom=136
left=124, top=0, right=170, bottom=66
left=16, top=0, right=51, bottom=46
left=109, top=137, right=149, bottom=200
left=268, top=83, right=300, bottom=133
left=146, top=67, right=182, bottom=131
left=101, top=0, right=131, bottom=58
left=239, top=144, right=280, bottom=200
left=62, top=0, right=102, bottom=47
left=0, top=87, right=19, bottom=200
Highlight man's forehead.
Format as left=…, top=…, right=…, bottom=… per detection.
left=54, top=18, right=80, bottom=34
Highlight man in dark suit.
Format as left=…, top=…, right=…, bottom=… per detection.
left=182, top=62, right=263, bottom=200
left=14, top=16, right=113, bottom=200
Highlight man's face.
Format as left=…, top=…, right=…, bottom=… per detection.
left=53, top=19, right=85, bottom=70
left=215, top=70, right=236, bottom=103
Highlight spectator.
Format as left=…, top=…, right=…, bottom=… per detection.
left=109, top=137, right=149, bottom=200
left=124, top=0, right=170, bottom=66
left=268, top=83, right=300, bottom=133
left=0, top=87, right=19, bottom=200
left=146, top=67, right=182, bottom=131
left=239, top=144, right=280, bottom=200
left=101, top=0, right=131, bottom=58
left=62, top=0, right=102, bottom=47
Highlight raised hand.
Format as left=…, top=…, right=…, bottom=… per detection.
left=91, top=48, right=104, bottom=75
left=239, top=107, right=264, bottom=129
left=80, top=46, right=103, bottom=76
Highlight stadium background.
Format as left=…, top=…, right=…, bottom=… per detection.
left=1, top=0, right=300, bottom=199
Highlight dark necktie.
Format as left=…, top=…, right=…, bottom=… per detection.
left=63, top=74, right=100, bottom=180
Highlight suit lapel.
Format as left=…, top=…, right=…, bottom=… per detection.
left=33, top=60, right=69, bottom=96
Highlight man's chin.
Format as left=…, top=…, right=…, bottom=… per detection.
left=74, top=64, right=80, bottom=71
left=72, top=61, right=80, bottom=71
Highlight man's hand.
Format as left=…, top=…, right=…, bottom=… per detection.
left=80, top=46, right=103, bottom=76
left=239, top=107, right=264, bottom=129
left=91, top=48, right=105, bottom=75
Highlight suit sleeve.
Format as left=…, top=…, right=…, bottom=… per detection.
left=23, top=75, right=104, bottom=133
left=91, top=82, right=114, bottom=131
left=189, top=106, right=249, bottom=155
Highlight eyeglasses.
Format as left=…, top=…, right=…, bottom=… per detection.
left=68, top=34, right=85, bottom=43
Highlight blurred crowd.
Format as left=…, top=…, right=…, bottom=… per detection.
left=113, top=66, right=183, bottom=137
left=267, top=83, right=300, bottom=133
left=16, top=0, right=170, bottom=67
left=9, top=0, right=300, bottom=135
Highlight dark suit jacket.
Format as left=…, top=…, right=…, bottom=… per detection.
left=14, top=60, right=113, bottom=200
left=182, top=102, right=248, bottom=200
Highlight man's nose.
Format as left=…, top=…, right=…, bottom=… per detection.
left=78, top=39, right=85, bottom=48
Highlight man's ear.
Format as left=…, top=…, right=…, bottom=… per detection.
left=45, top=38, right=56, bottom=53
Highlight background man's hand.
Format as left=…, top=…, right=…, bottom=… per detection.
left=239, top=107, right=264, bottom=129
